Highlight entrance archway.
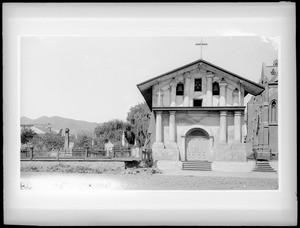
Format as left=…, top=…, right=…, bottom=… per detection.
left=185, top=128, right=210, bottom=161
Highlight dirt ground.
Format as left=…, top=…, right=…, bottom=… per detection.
left=20, top=161, right=278, bottom=190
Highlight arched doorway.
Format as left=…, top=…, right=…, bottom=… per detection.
left=185, top=128, right=210, bottom=161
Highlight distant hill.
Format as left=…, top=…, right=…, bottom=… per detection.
left=20, top=116, right=100, bottom=136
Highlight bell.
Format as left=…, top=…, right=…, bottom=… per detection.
left=213, top=84, right=219, bottom=91
left=177, top=84, right=183, bottom=92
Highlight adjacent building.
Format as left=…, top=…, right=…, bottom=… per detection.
left=21, top=123, right=60, bottom=134
left=246, top=59, right=278, bottom=160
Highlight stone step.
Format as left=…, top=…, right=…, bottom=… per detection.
left=183, top=163, right=211, bottom=166
left=183, top=161, right=212, bottom=164
left=183, top=164, right=211, bottom=167
left=252, top=161, right=276, bottom=173
left=183, top=166, right=212, bottom=169
left=183, top=168, right=212, bottom=171
left=253, top=167, right=275, bottom=170
left=253, top=170, right=277, bottom=172
left=253, top=168, right=274, bottom=171
left=183, top=164, right=211, bottom=166
left=183, top=162, right=212, bottom=164
left=182, top=161, right=212, bottom=171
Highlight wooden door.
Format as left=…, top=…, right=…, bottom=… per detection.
left=186, top=136, right=209, bottom=161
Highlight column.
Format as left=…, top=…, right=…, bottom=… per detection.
left=233, top=88, right=239, bottom=106
left=155, top=111, right=163, bottom=143
left=238, top=83, right=242, bottom=106
left=157, top=89, right=164, bottom=107
left=219, top=80, right=227, bottom=106
left=169, top=111, right=176, bottom=142
left=219, top=111, right=227, bottom=143
left=206, top=74, right=214, bottom=106
left=170, top=80, right=177, bottom=107
left=183, top=75, right=191, bottom=106
left=240, top=86, right=245, bottom=106
left=262, top=102, right=269, bottom=150
left=257, top=114, right=264, bottom=145
left=234, top=111, right=242, bottom=143
left=29, top=146, right=34, bottom=160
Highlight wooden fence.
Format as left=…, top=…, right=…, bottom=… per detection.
left=20, top=147, right=137, bottom=161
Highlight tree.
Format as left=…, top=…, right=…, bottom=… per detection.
left=93, top=102, right=150, bottom=149
left=21, top=128, right=37, bottom=144
left=124, top=124, right=135, bottom=145
left=74, top=133, right=93, bottom=149
left=94, top=119, right=131, bottom=145
left=126, top=102, right=151, bottom=147
left=29, top=133, right=64, bottom=151
left=29, top=135, right=44, bottom=150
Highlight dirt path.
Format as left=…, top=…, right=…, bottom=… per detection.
left=21, top=171, right=278, bottom=190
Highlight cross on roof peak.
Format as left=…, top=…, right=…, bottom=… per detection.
left=195, top=38, right=208, bottom=59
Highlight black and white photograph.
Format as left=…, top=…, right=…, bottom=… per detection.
left=19, top=36, right=279, bottom=191
left=3, top=3, right=296, bottom=226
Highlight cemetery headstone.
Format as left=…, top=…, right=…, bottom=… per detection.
left=104, top=141, right=114, bottom=157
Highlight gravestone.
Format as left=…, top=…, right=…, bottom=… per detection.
left=121, top=131, right=129, bottom=147
left=61, top=128, right=72, bottom=157
left=91, top=138, right=95, bottom=148
left=58, top=129, right=63, bottom=136
left=46, top=123, right=52, bottom=133
left=104, top=141, right=114, bottom=157
left=69, top=142, right=74, bottom=149
left=64, top=128, right=69, bottom=149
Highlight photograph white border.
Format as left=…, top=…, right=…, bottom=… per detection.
left=3, top=3, right=297, bottom=226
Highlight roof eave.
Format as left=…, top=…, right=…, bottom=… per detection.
left=137, top=58, right=266, bottom=105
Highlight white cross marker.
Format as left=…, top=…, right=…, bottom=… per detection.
left=195, top=38, right=208, bottom=59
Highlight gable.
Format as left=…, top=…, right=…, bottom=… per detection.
left=261, top=60, right=279, bottom=83
left=137, top=59, right=265, bottom=109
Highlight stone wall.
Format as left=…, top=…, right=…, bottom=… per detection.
left=213, top=143, right=247, bottom=162
left=269, top=125, right=278, bottom=153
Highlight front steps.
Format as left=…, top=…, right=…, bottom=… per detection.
left=181, top=160, right=276, bottom=172
left=252, top=161, right=277, bottom=173
left=182, top=161, right=212, bottom=171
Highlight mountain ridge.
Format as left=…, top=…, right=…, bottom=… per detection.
left=20, top=116, right=100, bottom=135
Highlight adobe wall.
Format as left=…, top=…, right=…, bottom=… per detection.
left=152, top=111, right=245, bottom=161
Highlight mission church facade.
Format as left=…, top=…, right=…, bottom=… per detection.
left=138, top=59, right=265, bottom=170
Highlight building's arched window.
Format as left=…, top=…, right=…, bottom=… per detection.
left=212, top=81, right=220, bottom=95
left=176, top=83, right=184, bottom=95
left=270, top=100, right=277, bottom=122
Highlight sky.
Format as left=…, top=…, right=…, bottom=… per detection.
left=20, top=36, right=278, bottom=123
